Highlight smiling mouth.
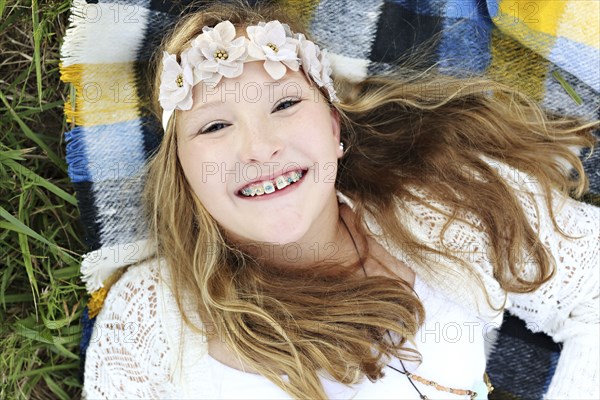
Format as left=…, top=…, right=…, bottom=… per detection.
left=238, top=169, right=307, bottom=197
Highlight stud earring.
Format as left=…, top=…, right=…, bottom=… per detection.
left=339, top=142, right=344, bottom=153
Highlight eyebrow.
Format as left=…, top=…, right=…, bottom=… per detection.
left=191, top=100, right=225, bottom=112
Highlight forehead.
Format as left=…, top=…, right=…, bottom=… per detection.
left=190, top=62, right=318, bottom=109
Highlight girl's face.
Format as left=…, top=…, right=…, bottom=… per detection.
left=176, top=62, right=342, bottom=245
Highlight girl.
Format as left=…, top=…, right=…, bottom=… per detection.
left=83, top=3, right=599, bottom=399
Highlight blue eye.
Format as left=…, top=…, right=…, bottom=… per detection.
left=201, top=122, right=229, bottom=134
left=274, top=98, right=301, bottom=112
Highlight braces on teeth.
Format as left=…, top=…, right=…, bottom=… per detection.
left=240, top=170, right=304, bottom=196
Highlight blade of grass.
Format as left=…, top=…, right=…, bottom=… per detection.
left=17, top=100, right=65, bottom=117
left=18, top=193, right=40, bottom=309
left=552, top=70, right=583, bottom=105
left=0, top=1, right=19, bottom=32
left=62, top=376, right=82, bottom=388
left=31, top=0, right=42, bottom=106
left=2, top=293, right=34, bottom=303
left=0, top=148, right=30, bottom=161
left=0, top=89, right=66, bottom=170
left=49, top=342, right=80, bottom=360
left=11, top=362, right=80, bottom=379
left=6, top=65, right=38, bottom=95
left=53, top=265, right=80, bottom=280
left=41, top=313, right=73, bottom=330
left=0, top=213, right=77, bottom=264
left=19, top=374, right=42, bottom=398
left=2, top=158, right=77, bottom=205
left=15, top=322, right=52, bottom=344
left=0, top=221, right=35, bottom=236
left=16, top=317, right=81, bottom=346
left=0, top=205, right=60, bottom=254
left=43, top=375, right=71, bottom=400
left=0, top=259, right=18, bottom=309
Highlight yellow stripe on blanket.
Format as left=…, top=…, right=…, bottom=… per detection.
left=61, top=62, right=139, bottom=126
left=497, top=0, right=566, bottom=37
left=493, top=0, right=561, bottom=60
left=495, top=1, right=598, bottom=51
left=488, top=29, right=549, bottom=103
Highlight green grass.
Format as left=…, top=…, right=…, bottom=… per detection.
left=0, top=0, right=86, bottom=398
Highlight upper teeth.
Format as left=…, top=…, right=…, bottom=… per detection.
left=240, top=170, right=303, bottom=197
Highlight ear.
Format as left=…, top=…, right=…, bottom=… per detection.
left=330, top=107, right=343, bottom=158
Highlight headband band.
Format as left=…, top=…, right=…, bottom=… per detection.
left=159, top=20, right=339, bottom=131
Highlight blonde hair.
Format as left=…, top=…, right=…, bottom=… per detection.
left=144, top=2, right=598, bottom=398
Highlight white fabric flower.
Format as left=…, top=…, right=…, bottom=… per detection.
left=317, top=48, right=339, bottom=103
left=159, top=51, right=194, bottom=130
left=296, top=33, right=339, bottom=103
left=159, top=52, right=194, bottom=111
left=192, top=21, right=247, bottom=85
left=184, top=45, right=205, bottom=76
left=191, top=20, right=247, bottom=86
left=247, top=21, right=299, bottom=80
left=296, top=33, right=321, bottom=84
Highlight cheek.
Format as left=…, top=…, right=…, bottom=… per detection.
left=177, top=145, right=221, bottom=198
left=291, top=108, right=338, bottom=152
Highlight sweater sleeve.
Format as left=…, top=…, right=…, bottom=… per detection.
left=487, top=159, right=600, bottom=399
left=83, top=260, right=179, bottom=399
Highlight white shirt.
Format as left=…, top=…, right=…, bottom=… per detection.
left=204, top=273, right=490, bottom=399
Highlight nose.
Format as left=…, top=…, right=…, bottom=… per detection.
left=237, top=120, right=284, bottom=163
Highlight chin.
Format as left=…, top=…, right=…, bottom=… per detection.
left=263, top=225, right=307, bottom=245
left=244, top=219, right=308, bottom=246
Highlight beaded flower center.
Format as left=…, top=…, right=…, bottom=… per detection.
left=214, top=49, right=229, bottom=60
left=266, top=42, right=278, bottom=53
left=175, top=73, right=184, bottom=88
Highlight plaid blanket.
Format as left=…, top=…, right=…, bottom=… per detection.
left=60, top=0, right=599, bottom=398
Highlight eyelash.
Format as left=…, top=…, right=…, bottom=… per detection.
left=198, top=98, right=301, bottom=135
left=201, top=122, right=229, bottom=134
left=273, top=98, right=301, bottom=112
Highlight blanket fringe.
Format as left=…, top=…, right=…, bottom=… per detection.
left=60, top=0, right=90, bottom=68
left=60, top=64, right=82, bottom=124
left=81, top=239, right=154, bottom=293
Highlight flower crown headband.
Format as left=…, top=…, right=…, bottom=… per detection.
left=159, top=20, right=339, bottom=131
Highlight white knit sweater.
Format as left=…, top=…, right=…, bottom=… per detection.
left=83, top=158, right=599, bottom=399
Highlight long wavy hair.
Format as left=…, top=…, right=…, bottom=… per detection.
left=144, top=2, right=598, bottom=398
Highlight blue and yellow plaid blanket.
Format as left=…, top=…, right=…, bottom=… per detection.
left=60, top=1, right=599, bottom=398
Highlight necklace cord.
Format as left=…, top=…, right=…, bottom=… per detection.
left=339, top=215, right=428, bottom=399
left=339, top=213, right=479, bottom=400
